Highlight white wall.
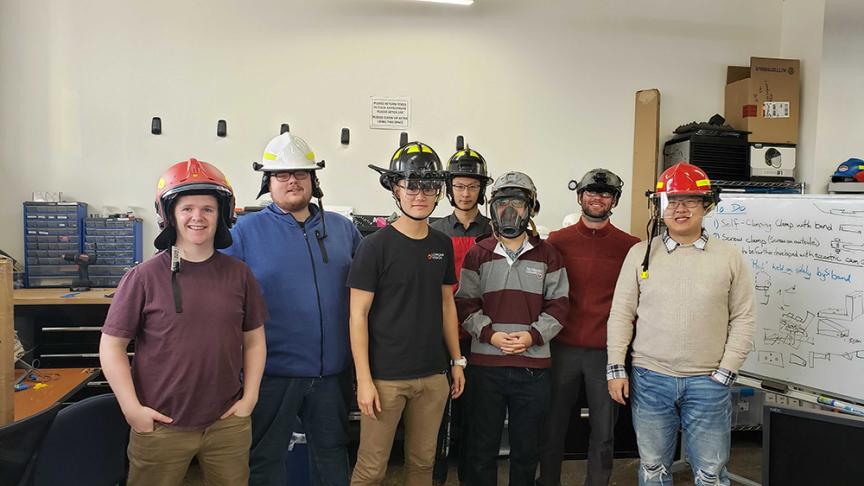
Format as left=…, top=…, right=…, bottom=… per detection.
left=780, top=0, right=825, bottom=189
left=0, top=0, right=784, bottom=260
left=811, top=0, right=864, bottom=191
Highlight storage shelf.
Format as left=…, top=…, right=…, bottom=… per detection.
left=714, top=180, right=805, bottom=194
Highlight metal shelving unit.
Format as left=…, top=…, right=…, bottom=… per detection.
left=713, top=180, right=806, bottom=194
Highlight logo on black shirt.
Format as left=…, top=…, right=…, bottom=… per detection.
left=427, top=252, right=445, bottom=261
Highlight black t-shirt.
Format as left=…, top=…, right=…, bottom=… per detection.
left=347, top=224, right=457, bottom=380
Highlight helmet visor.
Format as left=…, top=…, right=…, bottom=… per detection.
left=657, top=192, right=708, bottom=217
left=399, top=178, right=445, bottom=198
left=582, top=186, right=617, bottom=199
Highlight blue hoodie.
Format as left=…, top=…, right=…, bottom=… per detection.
left=223, top=203, right=362, bottom=377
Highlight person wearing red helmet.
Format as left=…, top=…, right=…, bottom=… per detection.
left=99, top=159, right=268, bottom=486
left=605, top=163, right=754, bottom=486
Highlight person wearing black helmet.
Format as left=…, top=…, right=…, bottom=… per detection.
left=456, top=171, right=569, bottom=486
left=431, top=146, right=493, bottom=250
left=100, top=159, right=268, bottom=485
left=429, top=146, right=493, bottom=485
left=350, top=142, right=466, bottom=486
left=538, top=169, right=640, bottom=486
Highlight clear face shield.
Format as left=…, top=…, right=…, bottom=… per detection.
left=490, top=193, right=531, bottom=238
left=656, top=193, right=707, bottom=221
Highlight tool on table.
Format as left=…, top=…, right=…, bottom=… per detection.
left=62, top=253, right=94, bottom=291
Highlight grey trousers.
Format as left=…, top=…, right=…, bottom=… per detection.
left=538, top=344, right=618, bottom=486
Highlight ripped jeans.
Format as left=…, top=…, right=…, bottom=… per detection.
left=630, top=367, right=732, bottom=486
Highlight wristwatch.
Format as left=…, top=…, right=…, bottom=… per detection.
left=451, top=356, right=468, bottom=368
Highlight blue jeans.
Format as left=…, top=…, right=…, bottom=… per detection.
left=249, top=373, right=351, bottom=486
left=466, top=366, right=550, bottom=486
left=630, top=367, right=732, bottom=486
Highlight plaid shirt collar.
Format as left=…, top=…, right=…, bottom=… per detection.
left=662, top=229, right=709, bottom=253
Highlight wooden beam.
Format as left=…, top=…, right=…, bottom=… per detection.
left=0, top=257, right=14, bottom=425
left=630, top=89, right=661, bottom=240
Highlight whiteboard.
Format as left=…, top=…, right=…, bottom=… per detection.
left=704, top=195, right=864, bottom=403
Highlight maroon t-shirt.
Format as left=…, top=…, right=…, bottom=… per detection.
left=102, top=251, right=267, bottom=430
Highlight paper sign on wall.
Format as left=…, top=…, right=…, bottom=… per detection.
left=370, top=97, right=410, bottom=130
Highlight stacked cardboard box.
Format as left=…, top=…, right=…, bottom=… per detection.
left=725, top=57, right=800, bottom=181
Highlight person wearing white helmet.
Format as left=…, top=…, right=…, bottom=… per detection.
left=456, top=171, right=569, bottom=486
left=223, top=132, right=363, bottom=486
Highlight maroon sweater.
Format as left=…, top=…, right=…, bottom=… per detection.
left=456, top=234, right=569, bottom=368
left=547, top=219, right=640, bottom=349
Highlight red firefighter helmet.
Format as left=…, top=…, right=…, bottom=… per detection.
left=655, top=162, right=714, bottom=197
left=154, top=158, right=236, bottom=250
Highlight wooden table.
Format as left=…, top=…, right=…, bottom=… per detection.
left=13, top=288, right=115, bottom=306
left=14, top=367, right=98, bottom=421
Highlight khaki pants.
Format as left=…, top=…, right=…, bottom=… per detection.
left=127, top=414, right=252, bottom=486
left=351, top=374, right=450, bottom=486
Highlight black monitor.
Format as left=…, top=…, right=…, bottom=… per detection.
left=763, top=404, right=864, bottom=486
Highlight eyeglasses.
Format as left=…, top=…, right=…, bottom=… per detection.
left=452, top=183, right=482, bottom=193
left=399, top=180, right=443, bottom=197
left=272, top=170, right=311, bottom=182
left=584, top=190, right=614, bottom=199
left=664, top=197, right=703, bottom=209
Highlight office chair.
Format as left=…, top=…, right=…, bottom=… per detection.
left=0, top=402, right=61, bottom=486
left=31, top=393, right=129, bottom=486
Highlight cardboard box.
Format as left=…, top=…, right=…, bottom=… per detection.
left=725, top=57, right=800, bottom=144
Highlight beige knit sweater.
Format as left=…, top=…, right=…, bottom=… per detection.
left=607, top=236, right=755, bottom=376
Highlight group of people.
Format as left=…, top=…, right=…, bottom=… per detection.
left=98, top=131, right=755, bottom=486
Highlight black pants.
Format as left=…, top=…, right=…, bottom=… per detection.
left=466, top=365, right=550, bottom=486
left=249, top=372, right=352, bottom=486
left=538, top=344, right=618, bottom=486
left=433, top=340, right=471, bottom=484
